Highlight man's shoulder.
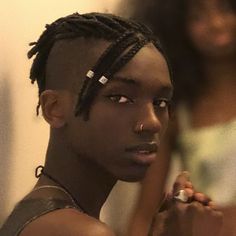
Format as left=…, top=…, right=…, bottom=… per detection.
left=20, top=208, right=115, bottom=236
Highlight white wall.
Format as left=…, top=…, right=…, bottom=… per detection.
left=0, top=0, right=121, bottom=224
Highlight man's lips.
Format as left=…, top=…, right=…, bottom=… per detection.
left=125, top=142, right=159, bottom=165
left=125, top=142, right=158, bottom=152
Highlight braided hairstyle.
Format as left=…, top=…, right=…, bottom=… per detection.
left=28, top=12, right=171, bottom=120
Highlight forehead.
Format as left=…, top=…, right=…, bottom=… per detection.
left=108, top=43, right=172, bottom=94
left=46, top=39, right=172, bottom=95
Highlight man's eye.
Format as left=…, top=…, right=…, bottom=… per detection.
left=108, top=95, right=133, bottom=104
left=154, top=99, right=170, bottom=109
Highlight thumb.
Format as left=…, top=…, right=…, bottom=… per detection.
left=173, top=171, right=190, bottom=194
left=159, top=171, right=192, bottom=211
left=172, top=171, right=194, bottom=204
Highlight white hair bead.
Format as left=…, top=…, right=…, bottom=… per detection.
left=99, top=76, right=108, bottom=84
left=86, top=70, right=94, bottom=79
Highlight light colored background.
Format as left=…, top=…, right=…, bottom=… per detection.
left=0, top=0, right=133, bottom=227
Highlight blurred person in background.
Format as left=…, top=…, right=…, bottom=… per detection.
left=116, top=0, right=236, bottom=235
left=0, top=11, right=222, bottom=236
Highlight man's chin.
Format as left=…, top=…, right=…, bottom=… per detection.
left=116, top=170, right=148, bottom=183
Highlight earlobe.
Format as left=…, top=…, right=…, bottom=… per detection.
left=40, top=90, right=66, bottom=128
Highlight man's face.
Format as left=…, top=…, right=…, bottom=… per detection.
left=61, top=42, right=173, bottom=182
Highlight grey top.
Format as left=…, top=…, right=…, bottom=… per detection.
left=0, top=186, right=81, bottom=236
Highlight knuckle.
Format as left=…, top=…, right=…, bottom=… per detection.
left=187, top=201, right=204, bottom=212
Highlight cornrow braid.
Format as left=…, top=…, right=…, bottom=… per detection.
left=107, top=37, right=148, bottom=77
left=28, top=12, right=170, bottom=118
left=76, top=37, right=149, bottom=120
left=75, top=35, right=143, bottom=116
left=76, top=32, right=141, bottom=116
left=90, top=31, right=135, bottom=75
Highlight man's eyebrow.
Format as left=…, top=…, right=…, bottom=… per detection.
left=111, top=75, right=140, bottom=86
left=111, top=75, right=173, bottom=95
left=158, top=86, right=174, bottom=98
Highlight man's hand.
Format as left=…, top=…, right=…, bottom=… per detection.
left=150, top=172, right=223, bottom=236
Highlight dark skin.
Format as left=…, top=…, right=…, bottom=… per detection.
left=20, top=37, right=222, bottom=236
left=20, top=38, right=173, bottom=236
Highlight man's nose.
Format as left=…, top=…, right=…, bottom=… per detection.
left=134, top=103, right=162, bottom=135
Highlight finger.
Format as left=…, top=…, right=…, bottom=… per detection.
left=184, top=187, right=194, bottom=198
left=185, top=181, right=193, bottom=189
left=193, top=192, right=211, bottom=206
left=173, top=187, right=194, bottom=201
left=174, top=199, right=203, bottom=213
left=187, top=201, right=205, bottom=213
left=158, top=192, right=172, bottom=212
left=162, top=187, right=193, bottom=210
left=187, top=201, right=219, bottom=214
left=173, top=189, right=189, bottom=203
left=208, top=201, right=219, bottom=210
left=211, top=210, right=224, bottom=219
left=173, top=171, right=190, bottom=194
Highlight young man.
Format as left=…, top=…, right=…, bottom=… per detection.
left=0, top=12, right=222, bottom=236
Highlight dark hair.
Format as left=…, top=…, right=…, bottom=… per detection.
left=126, top=0, right=236, bottom=105
left=28, top=12, right=171, bottom=119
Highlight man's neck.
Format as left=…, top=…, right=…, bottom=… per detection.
left=38, top=132, right=116, bottom=218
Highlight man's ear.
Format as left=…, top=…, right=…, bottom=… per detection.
left=39, top=90, right=67, bottom=128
